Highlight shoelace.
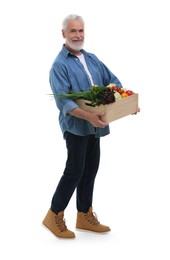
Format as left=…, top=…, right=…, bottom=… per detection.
left=54, top=215, right=67, bottom=232
left=86, top=212, right=100, bottom=225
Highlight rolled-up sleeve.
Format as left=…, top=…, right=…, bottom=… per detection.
left=50, top=62, right=79, bottom=116
left=58, top=98, right=78, bottom=116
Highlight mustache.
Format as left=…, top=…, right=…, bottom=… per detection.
left=72, top=37, right=84, bottom=41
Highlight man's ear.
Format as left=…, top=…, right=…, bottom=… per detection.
left=62, top=30, right=65, bottom=38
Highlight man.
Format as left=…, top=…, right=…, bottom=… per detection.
left=42, top=14, right=122, bottom=239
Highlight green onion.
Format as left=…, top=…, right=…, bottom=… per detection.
left=52, top=85, right=116, bottom=106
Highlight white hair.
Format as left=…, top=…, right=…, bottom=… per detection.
left=62, top=14, right=85, bottom=31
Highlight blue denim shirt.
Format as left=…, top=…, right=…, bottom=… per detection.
left=49, top=45, right=122, bottom=138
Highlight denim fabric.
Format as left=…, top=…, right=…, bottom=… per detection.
left=51, top=132, right=100, bottom=213
left=49, top=45, right=123, bottom=138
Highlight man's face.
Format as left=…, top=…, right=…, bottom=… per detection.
left=62, top=20, right=84, bottom=52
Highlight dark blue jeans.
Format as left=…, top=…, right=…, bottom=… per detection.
left=51, top=132, right=100, bottom=213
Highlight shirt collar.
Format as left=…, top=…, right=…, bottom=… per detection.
left=61, top=44, right=91, bottom=58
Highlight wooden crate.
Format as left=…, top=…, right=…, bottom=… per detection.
left=76, top=93, right=138, bottom=123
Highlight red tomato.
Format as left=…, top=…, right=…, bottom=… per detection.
left=117, top=88, right=124, bottom=94
left=126, top=90, right=134, bottom=95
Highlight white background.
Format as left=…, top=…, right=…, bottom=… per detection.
left=0, top=0, right=170, bottom=259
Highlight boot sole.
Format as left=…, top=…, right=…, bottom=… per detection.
left=42, top=223, right=76, bottom=240
left=76, top=227, right=111, bottom=234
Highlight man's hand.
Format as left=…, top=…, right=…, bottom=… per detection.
left=87, top=112, right=108, bottom=128
left=69, top=108, right=108, bottom=128
left=132, top=107, right=141, bottom=115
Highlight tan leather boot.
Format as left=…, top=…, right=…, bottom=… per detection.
left=42, top=209, right=75, bottom=239
left=76, top=207, right=111, bottom=233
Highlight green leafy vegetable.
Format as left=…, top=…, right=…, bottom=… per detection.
left=54, top=85, right=116, bottom=106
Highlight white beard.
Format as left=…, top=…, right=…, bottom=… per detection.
left=66, top=39, right=84, bottom=51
